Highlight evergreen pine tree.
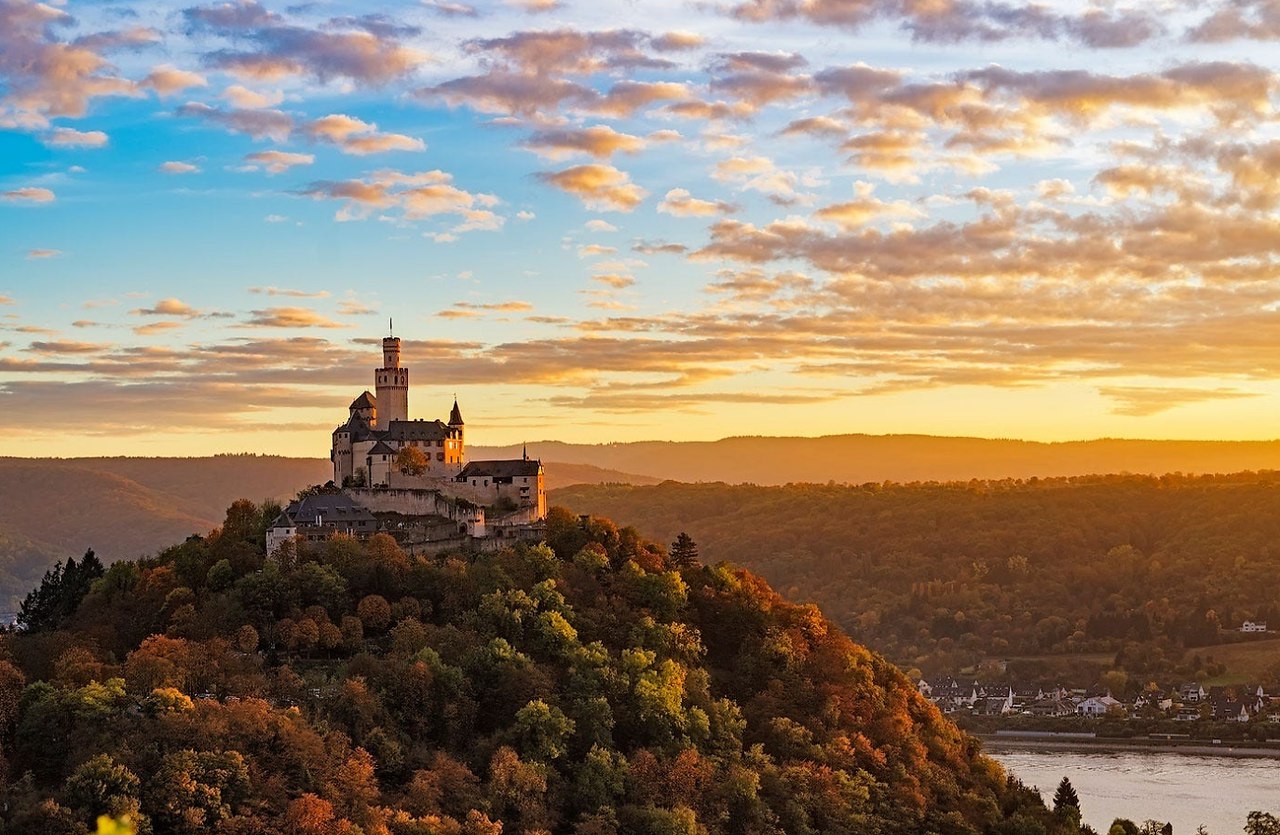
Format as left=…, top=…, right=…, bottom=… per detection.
left=1053, top=776, right=1081, bottom=815
left=669, top=532, right=700, bottom=568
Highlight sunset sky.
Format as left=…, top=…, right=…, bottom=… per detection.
left=4, top=0, right=1280, bottom=457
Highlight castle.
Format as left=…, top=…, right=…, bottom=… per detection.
left=266, top=334, right=546, bottom=555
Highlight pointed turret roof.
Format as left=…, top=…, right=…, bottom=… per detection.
left=449, top=398, right=464, bottom=425
left=350, top=391, right=376, bottom=410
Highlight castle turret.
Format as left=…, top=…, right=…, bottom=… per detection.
left=375, top=336, right=409, bottom=424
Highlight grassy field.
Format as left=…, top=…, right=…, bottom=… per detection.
left=1186, top=637, right=1280, bottom=685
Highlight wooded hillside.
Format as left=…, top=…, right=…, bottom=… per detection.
left=555, top=473, right=1280, bottom=681
left=0, top=502, right=1068, bottom=835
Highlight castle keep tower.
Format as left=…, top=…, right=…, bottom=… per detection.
left=375, top=336, right=409, bottom=424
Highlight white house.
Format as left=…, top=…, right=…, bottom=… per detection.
left=1241, top=621, right=1269, bottom=633
left=1077, top=695, right=1123, bottom=717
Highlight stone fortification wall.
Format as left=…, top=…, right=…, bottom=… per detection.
left=345, top=487, right=459, bottom=518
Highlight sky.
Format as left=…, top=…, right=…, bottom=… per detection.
left=3, top=0, right=1280, bottom=457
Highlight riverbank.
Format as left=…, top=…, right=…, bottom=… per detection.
left=990, top=747, right=1280, bottom=834
left=980, top=732, right=1280, bottom=759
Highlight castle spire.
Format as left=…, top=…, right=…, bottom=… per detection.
left=449, top=397, right=464, bottom=426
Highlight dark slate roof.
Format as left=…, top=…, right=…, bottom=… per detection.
left=350, top=391, right=376, bottom=410
left=449, top=398, right=464, bottom=425
left=367, top=440, right=396, bottom=456
left=334, top=411, right=372, bottom=436
left=280, top=493, right=377, bottom=526
left=459, top=459, right=542, bottom=480
left=384, top=419, right=456, bottom=442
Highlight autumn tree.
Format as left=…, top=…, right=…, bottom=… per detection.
left=396, top=446, right=430, bottom=476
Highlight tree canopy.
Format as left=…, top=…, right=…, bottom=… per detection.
left=0, top=500, right=1078, bottom=834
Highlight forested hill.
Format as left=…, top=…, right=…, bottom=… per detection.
left=554, top=473, right=1280, bottom=679
left=0, top=503, right=1066, bottom=834
left=476, top=435, right=1280, bottom=485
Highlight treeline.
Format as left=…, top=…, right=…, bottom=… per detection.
left=554, top=473, right=1280, bottom=681
left=0, top=501, right=1074, bottom=834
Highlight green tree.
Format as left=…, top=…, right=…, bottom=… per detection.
left=63, top=754, right=141, bottom=821
left=669, top=533, right=699, bottom=569
left=514, top=699, right=575, bottom=762
left=1052, top=776, right=1080, bottom=815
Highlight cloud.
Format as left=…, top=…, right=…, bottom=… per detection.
left=443, top=300, right=535, bottom=317
left=249, top=286, right=329, bottom=298
left=296, top=168, right=503, bottom=233
left=240, top=150, right=315, bottom=174
left=26, top=339, right=109, bottom=354
left=538, top=164, right=647, bottom=211
left=591, top=273, right=635, bottom=288
left=0, top=0, right=139, bottom=129
left=243, top=306, right=348, bottom=328
left=133, top=321, right=186, bottom=336
left=26, top=248, right=61, bottom=259
left=709, top=51, right=814, bottom=110
left=184, top=1, right=427, bottom=85
left=725, top=0, right=1163, bottom=48
left=813, top=183, right=924, bottom=228
left=141, top=65, right=208, bottom=97
left=1188, top=0, right=1280, bottom=42
left=658, top=188, right=735, bottom=217
left=780, top=115, right=848, bottom=138
left=159, top=161, right=200, bottom=174
left=44, top=127, right=108, bottom=148
left=508, top=0, right=561, bottom=12
left=177, top=101, right=294, bottom=141
left=337, top=300, right=377, bottom=315
left=221, top=84, right=283, bottom=109
left=302, top=113, right=425, bottom=155
left=132, top=298, right=201, bottom=318
left=1099, top=386, right=1263, bottom=416
left=422, top=1, right=479, bottom=17
left=521, top=125, right=644, bottom=159
left=633, top=240, right=687, bottom=255
left=585, top=220, right=618, bottom=232
left=2, top=187, right=55, bottom=203
left=420, top=71, right=597, bottom=118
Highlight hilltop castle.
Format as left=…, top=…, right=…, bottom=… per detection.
left=267, top=334, right=545, bottom=555
left=330, top=335, right=467, bottom=486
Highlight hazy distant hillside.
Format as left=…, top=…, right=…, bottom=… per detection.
left=481, top=434, right=1280, bottom=485
left=0, top=456, right=659, bottom=607
left=76, top=455, right=333, bottom=522
left=541, top=461, right=662, bottom=489
left=0, top=461, right=215, bottom=560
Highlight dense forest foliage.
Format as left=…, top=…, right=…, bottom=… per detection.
left=555, top=473, right=1280, bottom=683
left=0, top=500, right=1078, bottom=834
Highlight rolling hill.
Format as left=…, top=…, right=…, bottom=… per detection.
left=478, top=434, right=1280, bottom=485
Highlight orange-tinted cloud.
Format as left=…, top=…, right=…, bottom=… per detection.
left=538, top=164, right=647, bottom=211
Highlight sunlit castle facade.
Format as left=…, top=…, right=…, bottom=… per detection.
left=331, top=335, right=466, bottom=486
left=268, top=334, right=547, bottom=556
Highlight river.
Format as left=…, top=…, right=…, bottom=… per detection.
left=989, top=747, right=1280, bottom=834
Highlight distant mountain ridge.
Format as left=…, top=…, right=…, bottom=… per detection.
left=478, top=434, right=1280, bottom=485
left=3, top=432, right=1280, bottom=608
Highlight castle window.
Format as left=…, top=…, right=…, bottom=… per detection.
left=437, top=453, right=444, bottom=461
